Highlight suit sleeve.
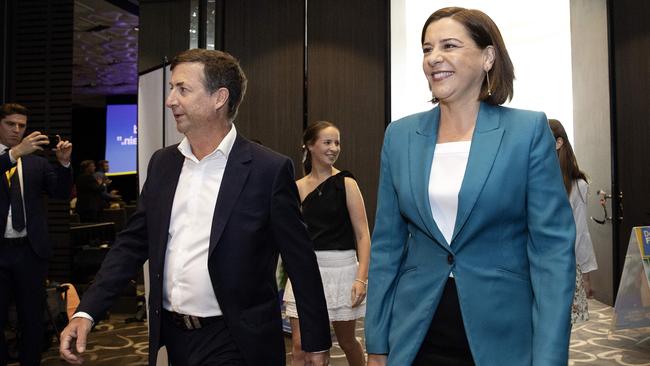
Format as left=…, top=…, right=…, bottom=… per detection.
left=75, top=152, right=155, bottom=321
left=365, top=123, right=409, bottom=354
left=270, top=158, right=331, bottom=352
left=525, top=114, right=576, bottom=365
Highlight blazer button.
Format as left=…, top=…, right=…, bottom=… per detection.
left=447, top=254, right=454, bottom=265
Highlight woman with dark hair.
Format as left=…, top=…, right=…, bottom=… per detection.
left=284, top=121, right=370, bottom=366
left=365, top=7, right=575, bottom=366
left=549, top=118, right=598, bottom=323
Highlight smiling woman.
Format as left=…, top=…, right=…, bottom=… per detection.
left=391, top=0, right=575, bottom=140
left=366, top=7, right=576, bottom=366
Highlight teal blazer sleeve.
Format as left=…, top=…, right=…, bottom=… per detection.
left=364, top=121, right=409, bottom=355
left=526, top=112, right=576, bottom=365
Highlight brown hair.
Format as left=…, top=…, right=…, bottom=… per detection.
left=302, top=121, right=338, bottom=175
left=171, top=49, right=248, bottom=120
left=421, top=7, right=514, bottom=105
left=548, top=119, right=587, bottom=195
left=0, top=103, right=29, bottom=119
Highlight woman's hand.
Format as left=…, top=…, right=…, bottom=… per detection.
left=367, top=354, right=387, bottom=366
left=350, top=279, right=367, bottom=308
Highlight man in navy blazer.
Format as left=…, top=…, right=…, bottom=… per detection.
left=60, top=49, right=331, bottom=365
left=0, top=103, right=73, bottom=366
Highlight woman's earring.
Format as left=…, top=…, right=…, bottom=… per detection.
left=486, top=70, right=492, bottom=96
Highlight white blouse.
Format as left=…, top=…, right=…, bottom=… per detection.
left=570, top=179, right=598, bottom=273
left=428, top=141, right=471, bottom=246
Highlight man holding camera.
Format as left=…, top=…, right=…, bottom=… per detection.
left=0, top=103, right=72, bottom=366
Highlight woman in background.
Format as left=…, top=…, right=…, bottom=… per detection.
left=75, top=160, right=106, bottom=222
left=549, top=118, right=598, bottom=323
left=365, top=7, right=576, bottom=366
left=284, top=121, right=370, bottom=366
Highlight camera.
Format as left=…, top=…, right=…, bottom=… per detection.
left=46, top=134, right=61, bottom=149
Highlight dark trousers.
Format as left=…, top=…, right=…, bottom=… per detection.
left=413, top=278, right=475, bottom=366
left=161, top=310, right=246, bottom=366
left=0, top=239, right=47, bottom=366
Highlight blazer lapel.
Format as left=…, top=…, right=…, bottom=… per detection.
left=208, top=135, right=251, bottom=257
left=410, top=108, right=449, bottom=248
left=156, top=148, right=184, bottom=258
left=451, top=103, right=504, bottom=244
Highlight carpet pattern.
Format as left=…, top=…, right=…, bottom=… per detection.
left=20, top=299, right=649, bottom=365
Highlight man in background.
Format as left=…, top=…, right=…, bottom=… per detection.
left=0, top=103, right=73, bottom=365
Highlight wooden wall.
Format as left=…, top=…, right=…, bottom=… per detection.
left=3, top=0, right=74, bottom=281
left=306, top=0, right=387, bottom=227
left=214, top=0, right=388, bottom=227
left=138, top=0, right=191, bottom=73
left=138, top=0, right=389, bottom=227
left=610, top=0, right=650, bottom=290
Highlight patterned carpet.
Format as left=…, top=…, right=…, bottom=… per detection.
left=22, top=299, right=649, bottom=365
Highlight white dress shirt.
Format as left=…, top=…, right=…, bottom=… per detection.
left=570, top=179, right=598, bottom=273
left=162, top=124, right=237, bottom=317
left=74, top=125, right=237, bottom=324
left=0, top=144, right=27, bottom=238
left=428, top=141, right=471, bottom=246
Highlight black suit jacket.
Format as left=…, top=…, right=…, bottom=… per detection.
left=77, top=135, right=332, bottom=365
left=0, top=153, right=72, bottom=258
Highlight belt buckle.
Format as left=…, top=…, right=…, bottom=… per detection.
left=182, top=315, right=202, bottom=330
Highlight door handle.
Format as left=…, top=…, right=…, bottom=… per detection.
left=591, top=189, right=612, bottom=225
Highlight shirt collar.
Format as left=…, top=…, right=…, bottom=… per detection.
left=177, top=124, right=237, bottom=162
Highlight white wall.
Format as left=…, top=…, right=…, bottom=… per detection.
left=391, top=0, right=575, bottom=142
left=570, top=0, right=612, bottom=305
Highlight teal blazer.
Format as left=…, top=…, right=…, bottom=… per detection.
left=366, top=103, right=576, bottom=365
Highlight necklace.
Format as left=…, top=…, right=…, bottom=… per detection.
left=314, top=178, right=329, bottom=196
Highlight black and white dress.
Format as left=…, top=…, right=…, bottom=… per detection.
left=284, top=171, right=366, bottom=321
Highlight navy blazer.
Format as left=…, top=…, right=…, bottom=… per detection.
left=77, top=135, right=332, bottom=365
left=0, top=152, right=72, bottom=258
left=366, top=103, right=576, bottom=365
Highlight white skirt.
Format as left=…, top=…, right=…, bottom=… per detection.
left=284, top=250, right=366, bottom=321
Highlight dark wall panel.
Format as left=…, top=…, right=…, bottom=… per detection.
left=139, top=0, right=191, bottom=73
left=611, top=0, right=650, bottom=288
left=223, top=0, right=305, bottom=171
left=7, top=0, right=74, bottom=282
left=307, top=0, right=388, bottom=228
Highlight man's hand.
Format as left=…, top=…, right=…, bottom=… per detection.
left=9, top=131, right=48, bottom=159
left=53, top=135, right=72, bottom=166
left=59, top=317, right=93, bottom=364
left=304, top=350, right=329, bottom=366
left=367, top=354, right=387, bottom=366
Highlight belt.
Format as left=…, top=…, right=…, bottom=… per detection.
left=1, top=237, right=28, bottom=245
left=163, top=309, right=223, bottom=330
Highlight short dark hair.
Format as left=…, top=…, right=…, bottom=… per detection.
left=80, top=160, right=95, bottom=173
left=170, top=49, right=248, bottom=120
left=0, top=103, right=29, bottom=120
left=421, top=7, right=514, bottom=105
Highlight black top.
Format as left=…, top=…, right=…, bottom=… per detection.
left=302, top=171, right=356, bottom=251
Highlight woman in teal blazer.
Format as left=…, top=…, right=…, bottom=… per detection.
left=366, top=7, right=576, bottom=366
